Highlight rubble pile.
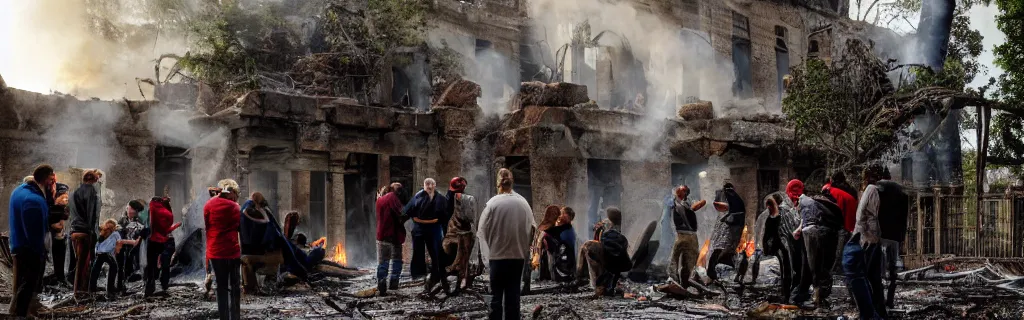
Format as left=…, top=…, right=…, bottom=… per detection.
left=677, top=101, right=714, bottom=120
left=432, top=78, right=481, bottom=108
left=514, top=82, right=589, bottom=109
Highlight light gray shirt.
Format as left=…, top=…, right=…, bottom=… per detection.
left=477, top=192, right=536, bottom=260
left=854, top=185, right=881, bottom=246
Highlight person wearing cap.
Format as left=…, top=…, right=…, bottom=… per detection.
left=117, top=200, right=148, bottom=292
left=441, top=177, right=478, bottom=295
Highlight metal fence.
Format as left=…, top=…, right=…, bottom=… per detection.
left=903, top=190, right=1024, bottom=267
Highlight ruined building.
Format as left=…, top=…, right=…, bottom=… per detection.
left=0, top=0, right=858, bottom=266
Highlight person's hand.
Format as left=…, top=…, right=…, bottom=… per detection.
left=766, top=198, right=779, bottom=217
left=792, top=229, right=801, bottom=240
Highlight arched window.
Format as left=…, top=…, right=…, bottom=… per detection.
left=808, top=40, right=820, bottom=55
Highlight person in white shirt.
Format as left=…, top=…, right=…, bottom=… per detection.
left=477, top=168, right=535, bottom=320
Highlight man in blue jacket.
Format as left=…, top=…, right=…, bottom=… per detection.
left=405, top=178, right=449, bottom=294
left=9, top=165, right=54, bottom=318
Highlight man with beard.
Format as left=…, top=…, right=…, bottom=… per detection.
left=441, top=177, right=478, bottom=295
left=706, top=183, right=749, bottom=283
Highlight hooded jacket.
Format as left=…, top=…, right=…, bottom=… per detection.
left=148, top=198, right=175, bottom=243
left=204, top=196, right=241, bottom=260
left=68, top=183, right=101, bottom=236
left=8, top=182, right=49, bottom=254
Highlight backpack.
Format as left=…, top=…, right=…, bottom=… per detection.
left=600, top=229, right=632, bottom=273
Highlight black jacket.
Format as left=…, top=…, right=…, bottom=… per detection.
left=69, top=184, right=100, bottom=237
left=876, top=180, right=909, bottom=242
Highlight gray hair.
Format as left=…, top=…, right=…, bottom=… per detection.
left=424, top=178, right=436, bottom=186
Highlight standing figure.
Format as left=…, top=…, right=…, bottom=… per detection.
left=69, top=169, right=103, bottom=298
left=827, top=171, right=859, bottom=275
left=442, top=177, right=478, bottom=295
left=8, top=165, right=54, bottom=318
left=117, top=200, right=148, bottom=292
left=478, top=168, right=535, bottom=320
left=45, top=178, right=70, bottom=286
left=754, top=180, right=805, bottom=304
left=144, top=196, right=181, bottom=297
left=876, top=170, right=909, bottom=309
left=666, top=185, right=707, bottom=293
left=406, top=178, right=450, bottom=294
left=843, top=164, right=887, bottom=320
left=375, top=182, right=406, bottom=296
left=205, top=179, right=242, bottom=320
left=793, top=191, right=844, bottom=309
left=706, top=183, right=748, bottom=283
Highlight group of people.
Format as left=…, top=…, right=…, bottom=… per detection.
left=7, top=165, right=181, bottom=319
left=663, top=164, right=908, bottom=319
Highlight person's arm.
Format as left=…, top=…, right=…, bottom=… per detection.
left=476, top=205, right=491, bottom=246
left=169, top=222, right=182, bottom=233
left=692, top=199, right=707, bottom=211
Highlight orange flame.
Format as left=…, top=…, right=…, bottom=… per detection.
left=697, top=239, right=711, bottom=267
left=331, top=242, right=347, bottom=266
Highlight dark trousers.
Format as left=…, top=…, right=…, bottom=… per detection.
left=420, top=224, right=449, bottom=291
left=787, top=238, right=809, bottom=303
left=411, top=232, right=427, bottom=279
left=51, top=237, right=68, bottom=282
left=843, top=234, right=886, bottom=320
left=211, top=258, right=241, bottom=320
left=68, top=240, right=78, bottom=283
left=800, top=227, right=838, bottom=304
left=10, top=250, right=43, bottom=317
left=489, top=259, right=525, bottom=320
left=89, top=253, right=118, bottom=296
left=71, top=233, right=94, bottom=295
left=144, top=240, right=170, bottom=295
left=117, top=244, right=139, bottom=290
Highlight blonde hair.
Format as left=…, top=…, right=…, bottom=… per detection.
left=496, top=168, right=514, bottom=193
left=218, top=179, right=239, bottom=193
left=100, top=219, right=119, bottom=238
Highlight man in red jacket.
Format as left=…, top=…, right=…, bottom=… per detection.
left=375, top=182, right=405, bottom=295
left=824, top=171, right=858, bottom=275
left=144, top=196, right=181, bottom=297
left=205, top=179, right=242, bottom=320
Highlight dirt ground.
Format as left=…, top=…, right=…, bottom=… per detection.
left=6, top=256, right=1022, bottom=319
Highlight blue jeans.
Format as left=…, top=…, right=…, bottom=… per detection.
left=376, top=241, right=403, bottom=281
left=489, top=259, right=525, bottom=320
left=842, top=234, right=885, bottom=319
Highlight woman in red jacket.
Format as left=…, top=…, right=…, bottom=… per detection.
left=145, top=196, right=181, bottom=297
left=205, top=179, right=242, bottom=320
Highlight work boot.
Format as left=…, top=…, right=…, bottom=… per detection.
left=592, top=286, right=606, bottom=298
left=377, top=280, right=388, bottom=296
left=388, top=278, right=400, bottom=290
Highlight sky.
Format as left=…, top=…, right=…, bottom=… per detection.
left=0, top=0, right=1008, bottom=93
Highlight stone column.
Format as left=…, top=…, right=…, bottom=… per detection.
left=327, top=171, right=346, bottom=250
left=292, top=171, right=311, bottom=222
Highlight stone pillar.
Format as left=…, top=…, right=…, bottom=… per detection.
left=529, top=156, right=587, bottom=222
left=277, top=171, right=293, bottom=215
left=292, top=171, right=311, bottom=222
left=378, top=156, right=391, bottom=186
left=621, top=161, right=672, bottom=233
left=327, top=171, right=346, bottom=247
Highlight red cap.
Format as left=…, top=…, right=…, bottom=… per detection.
left=449, top=177, right=467, bottom=193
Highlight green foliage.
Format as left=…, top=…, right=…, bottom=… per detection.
left=428, top=41, right=466, bottom=85
left=177, top=2, right=299, bottom=92
left=986, top=0, right=1024, bottom=172
left=782, top=44, right=898, bottom=171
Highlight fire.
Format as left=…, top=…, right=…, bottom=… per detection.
left=697, top=239, right=711, bottom=267
left=331, top=242, right=347, bottom=266
left=736, top=226, right=756, bottom=258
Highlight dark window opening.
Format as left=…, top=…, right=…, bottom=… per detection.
left=732, top=37, right=753, bottom=99
left=776, top=46, right=790, bottom=103
left=587, top=159, right=622, bottom=228
left=307, top=171, right=327, bottom=240
left=343, top=153, right=379, bottom=267
left=391, top=66, right=412, bottom=107
left=475, top=39, right=493, bottom=54
left=505, top=156, right=533, bottom=208
left=681, top=0, right=699, bottom=15
left=809, top=40, right=820, bottom=55
left=775, top=26, right=787, bottom=39
left=901, top=157, right=914, bottom=184
left=155, top=146, right=191, bottom=221
left=757, top=170, right=781, bottom=212
left=389, top=156, right=415, bottom=204
left=732, top=11, right=750, bottom=40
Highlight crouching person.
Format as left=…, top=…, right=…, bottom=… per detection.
left=537, top=206, right=577, bottom=284
left=240, top=192, right=284, bottom=295
left=576, top=207, right=632, bottom=297
left=375, top=183, right=406, bottom=295
left=91, top=219, right=139, bottom=299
